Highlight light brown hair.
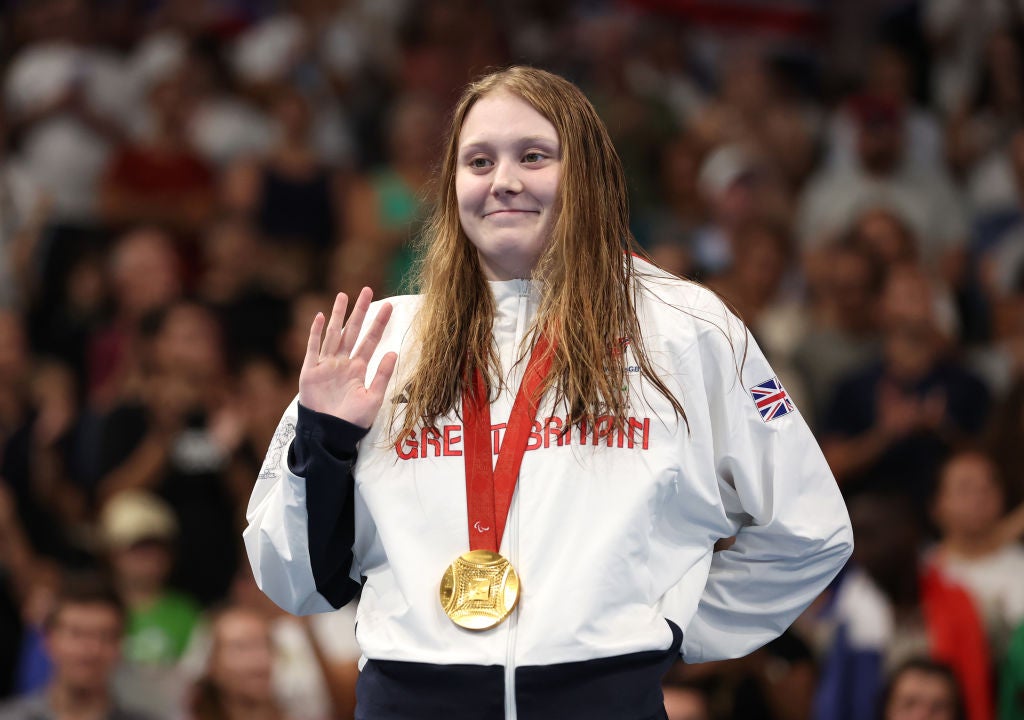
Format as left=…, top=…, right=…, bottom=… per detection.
left=397, top=66, right=685, bottom=437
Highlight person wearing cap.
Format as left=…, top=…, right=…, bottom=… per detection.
left=690, top=143, right=762, bottom=279
left=100, top=490, right=200, bottom=718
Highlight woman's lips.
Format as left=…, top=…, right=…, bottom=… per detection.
left=484, top=209, right=538, bottom=217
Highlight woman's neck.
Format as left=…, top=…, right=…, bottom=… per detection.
left=221, top=696, right=281, bottom=720
left=940, top=532, right=1000, bottom=559
left=117, top=579, right=163, bottom=610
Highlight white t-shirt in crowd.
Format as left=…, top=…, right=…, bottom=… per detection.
left=933, top=543, right=1024, bottom=660
left=797, top=162, right=968, bottom=267
left=4, top=42, right=130, bottom=222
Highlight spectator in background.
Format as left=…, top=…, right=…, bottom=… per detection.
left=929, top=451, right=1024, bottom=663
left=576, top=14, right=676, bottom=212
left=2, top=0, right=126, bottom=226
left=182, top=565, right=360, bottom=720
left=0, top=116, right=46, bottom=310
left=987, top=266, right=1024, bottom=506
left=798, top=93, right=967, bottom=278
left=189, top=605, right=286, bottom=720
left=196, top=215, right=289, bottom=367
left=333, top=93, right=441, bottom=294
left=825, top=43, right=943, bottom=174
left=975, top=130, right=1024, bottom=333
left=689, top=143, right=765, bottom=278
left=690, top=46, right=817, bottom=189
left=395, top=0, right=509, bottom=108
left=1, top=360, right=88, bottom=565
left=100, top=490, right=200, bottom=718
left=945, top=30, right=1024, bottom=227
left=88, top=228, right=183, bottom=409
left=641, top=132, right=705, bottom=278
left=228, top=6, right=353, bottom=167
left=226, top=86, right=342, bottom=251
left=0, top=574, right=155, bottom=720
left=222, top=357, right=293, bottom=524
left=622, top=22, right=707, bottom=131
left=10, top=560, right=61, bottom=698
left=922, top=0, right=1024, bottom=116
left=706, top=220, right=792, bottom=328
left=706, top=220, right=811, bottom=415
left=880, top=658, right=966, bottom=720
left=27, top=247, right=108, bottom=393
left=97, top=302, right=240, bottom=605
left=98, top=67, right=215, bottom=237
left=822, top=264, right=990, bottom=517
left=814, top=492, right=992, bottom=720
left=223, top=86, right=345, bottom=289
left=176, top=35, right=274, bottom=169
left=793, top=243, right=883, bottom=425
left=846, top=207, right=922, bottom=272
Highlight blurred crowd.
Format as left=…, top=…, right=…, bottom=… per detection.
left=0, top=0, right=1023, bottom=719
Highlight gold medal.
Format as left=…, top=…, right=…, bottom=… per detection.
left=439, top=550, right=520, bottom=630
left=446, top=333, right=551, bottom=631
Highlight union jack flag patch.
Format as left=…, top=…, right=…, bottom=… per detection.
left=750, top=377, right=795, bottom=422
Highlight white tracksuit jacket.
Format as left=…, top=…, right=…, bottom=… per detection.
left=243, top=259, right=853, bottom=719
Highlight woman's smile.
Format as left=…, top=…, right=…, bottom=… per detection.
left=455, top=90, right=561, bottom=280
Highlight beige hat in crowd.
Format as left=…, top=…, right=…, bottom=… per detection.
left=100, top=489, right=179, bottom=549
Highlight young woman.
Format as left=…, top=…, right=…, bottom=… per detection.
left=191, top=605, right=286, bottom=720
left=244, top=66, right=853, bottom=719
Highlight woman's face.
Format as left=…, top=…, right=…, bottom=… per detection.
left=210, top=610, right=275, bottom=704
left=455, top=91, right=561, bottom=280
left=934, top=455, right=1004, bottom=539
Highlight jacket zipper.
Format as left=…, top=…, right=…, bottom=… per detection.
left=504, top=280, right=530, bottom=719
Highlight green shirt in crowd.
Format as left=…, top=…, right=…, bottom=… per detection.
left=125, top=592, right=201, bottom=665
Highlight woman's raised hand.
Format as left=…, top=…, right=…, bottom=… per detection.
left=299, top=287, right=398, bottom=429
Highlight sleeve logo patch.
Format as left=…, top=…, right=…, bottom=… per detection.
left=750, top=377, right=795, bottom=422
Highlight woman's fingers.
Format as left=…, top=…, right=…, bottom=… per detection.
left=301, top=289, right=397, bottom=422
left=338, top=287, right=373, bottom=358
left=320, top=292, right=349, bottom=360
left=304, top=312, right=325, bottom=368
left=352, top=301, right=393, bottom=363
left=368, top=351, right=398, bottom=399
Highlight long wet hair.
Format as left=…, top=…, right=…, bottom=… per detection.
left=397, top=66, right=686, bottom=437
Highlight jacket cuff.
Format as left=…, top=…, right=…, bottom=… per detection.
left=288, top=403, right=369, bottom=474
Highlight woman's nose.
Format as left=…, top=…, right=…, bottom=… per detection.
left=491, top=158, right=524, bottom=195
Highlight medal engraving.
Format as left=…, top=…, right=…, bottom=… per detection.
left=439, top=550, right=520, bottom=630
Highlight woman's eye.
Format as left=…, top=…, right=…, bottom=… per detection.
left=523, top=152, right=545, bottom=163
left=468, top=157, right=492, bottom=169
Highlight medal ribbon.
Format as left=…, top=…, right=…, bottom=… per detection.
left=462, top=331, right=555, bottom=552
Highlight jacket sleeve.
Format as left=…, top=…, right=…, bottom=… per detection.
left=243, top=397, right=369, bottom=615
left=679, top=300, right=854, bottom=663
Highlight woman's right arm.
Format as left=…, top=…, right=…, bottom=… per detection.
left=243, top=289, right=397, bottom=615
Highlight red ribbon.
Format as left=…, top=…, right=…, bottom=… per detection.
left=462, top=332, right=555, bottom=551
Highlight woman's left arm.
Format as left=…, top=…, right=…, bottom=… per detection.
left=678, top=302, right=854, bottom=664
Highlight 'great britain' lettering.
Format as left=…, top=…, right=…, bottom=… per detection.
left=394, top=415, right=651, bottom=460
